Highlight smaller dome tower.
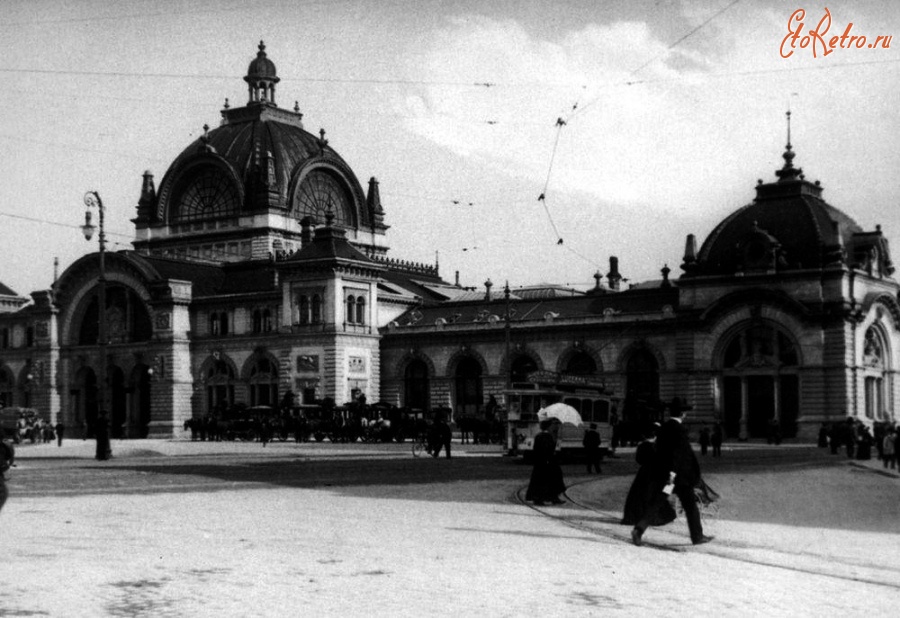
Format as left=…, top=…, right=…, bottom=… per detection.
left=245, top=40, right=280, bottom=105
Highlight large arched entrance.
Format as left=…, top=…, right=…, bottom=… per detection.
left=719, top=322, right=800, bottom=440
left=454, top=357, right=483, bottom=418
left=624, top=349, right=661, bottom=427
left=403, top=359, right=430, bottom=412
left=248, top=355, right=278, bottom=407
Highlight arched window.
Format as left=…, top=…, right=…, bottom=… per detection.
left=209, top=311, right=229, bottom=336
left=404, top=359, right=429, bottom=411
left=311, top=295, right=322, bottom=323
left=356, top=297, right=366, bottom=325
left=863, top=326, right=890, bottom=421
left=293, top=169, right=353, bottom=228
left=298, top=296, right=309, bottom=325
left=77, top=285, right=152, bottom=345
left=207, top=359, right=235, bottom=414
left=0, top=366, right=13, bottom=407
left=249, top=357, right=278, bottom=407
left=173, top=166, right=240, bottom=223
left=346, top=295, right=356, bottom=324
left=251, top=308, right=273, bottom=334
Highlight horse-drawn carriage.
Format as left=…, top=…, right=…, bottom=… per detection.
left=0, top=407, right=45, bottom=444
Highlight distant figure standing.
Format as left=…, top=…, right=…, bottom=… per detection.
left=95, top=414, right=112, bottom=461
left=55, top=422, right=65, bottom=447
left=882, top=429, right=896, bottom=470
left=632, top=402, right=713, bottom=547
left=699, top=426, right=711, bottom=456
left=582, top=423, right=602, bottom=474
left=829, top=422, right=841, bottom=454
left=525, top=420, right=566, bottom=506
left=818, top=423, right=830, bottom=448
left=430, top=414, right=452, bottom=459
left=711, top=423, right=723, bottom=457
left=1, top=438, right=14, bottom=513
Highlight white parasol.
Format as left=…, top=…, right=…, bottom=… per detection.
left=537, top=403, right=583, bottom=426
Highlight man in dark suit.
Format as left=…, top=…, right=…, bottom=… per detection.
left=631, top=398, right=713, bottom=546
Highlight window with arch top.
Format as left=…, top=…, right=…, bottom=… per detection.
left=172, top=166, right=240, bottom=223
left=293, top=169, right=353, bottom=227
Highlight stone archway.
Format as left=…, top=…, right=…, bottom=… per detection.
left=453, top=356, right=483, bottom=418
left=717, top=321, right=800, bottom=440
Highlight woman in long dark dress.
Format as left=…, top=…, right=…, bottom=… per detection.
left=621, top=427, right=676, bottom=526
left=525, top=420, right=566, bottom=505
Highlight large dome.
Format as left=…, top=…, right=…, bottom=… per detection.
left=682, top=143, right=890, bottom=277
left=140, top=43, right=372, bottom=233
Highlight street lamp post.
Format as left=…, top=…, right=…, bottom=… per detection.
left=82, top=191, right=111, bottom=460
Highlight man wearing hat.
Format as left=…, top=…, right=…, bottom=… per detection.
left=582, top=423, right=602, bottom=474
left=631, top=397, right=713, bottom=547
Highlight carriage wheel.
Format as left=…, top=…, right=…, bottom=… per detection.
left=411, top=440, right=427, bottom=458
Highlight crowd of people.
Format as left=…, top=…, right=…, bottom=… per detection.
left=819, top=418, right=899, bottom=468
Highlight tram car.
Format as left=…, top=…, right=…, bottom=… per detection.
left=504, top=371, right=618, bottom=459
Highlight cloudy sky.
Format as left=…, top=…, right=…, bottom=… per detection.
left=0, top=0, right=898, bottom=296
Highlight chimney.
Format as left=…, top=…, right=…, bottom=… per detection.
left=681, top=233, right=697, bottom=271
left=607, top=256, right=622, bottom=291
left=300, top=217, right=313, bottom=247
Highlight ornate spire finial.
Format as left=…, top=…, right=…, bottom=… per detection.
left=317, top=128, right=329, bottom=153
left=258, top=40, right=266, bottom=54
left=786, top=109, right=792, bottom=148
left=775, top=110, right=801, bottom=182
left=199, top=124, right=215, bottom=153
left=224, top=97, right=230, bottom=109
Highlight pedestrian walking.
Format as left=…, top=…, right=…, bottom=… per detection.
left=525, top=420, right=566, bottom=506
left=882, top=429, right=896, bottom=470
left=711, top=423, right=723, bottom=457
left=582, top=423, right=602, bottom=474
left=699, top=426, right=710, bottom=456
left=95, top=414, right=112, bottom=461
left=631, top=398, right=714, bottom=547
left=818, top=423, right=830, bottom=448
left=1, top=438, right=14, bottom=513
left=55, top=422, right=65, bottom=447
left=621, top=423, right=676, bottom=527
left=429, top=413, right=452, bottom=459
left=829, top=422, right=841, bottom=454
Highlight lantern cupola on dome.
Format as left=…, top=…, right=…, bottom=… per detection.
left=245, top=40, right=280, bottom=105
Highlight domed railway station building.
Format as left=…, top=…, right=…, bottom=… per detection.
left=1, top=43, right=898, bottom=442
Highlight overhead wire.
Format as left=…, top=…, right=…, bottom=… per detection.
left=531, top=0, right=746, bottom=270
